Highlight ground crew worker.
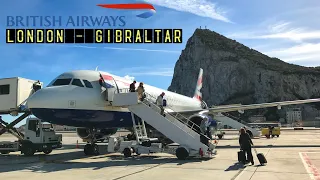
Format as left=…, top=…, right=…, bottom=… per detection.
left=156, top=92, right=165, bottom=116
left=200, top=117, right=210, bottom=145
left=239, top=128, right=254, bottom=165
left=129, top=81, right=136, bottom=92
left=268, top=125, right=274, bottom=138
left=99, top=75, right=105, bottom=87
left=33, top=80, right=41, bottom=92
left=206, top=119, right=215, bottom=140
left=136, top=82, right=145, bottom=101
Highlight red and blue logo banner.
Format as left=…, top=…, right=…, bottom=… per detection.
left=97, top=3, right=156, bottom=18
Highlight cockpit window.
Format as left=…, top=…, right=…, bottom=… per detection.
left=83, top=80, right=93, bottom=88
left=52, top=79, right=72, bottom=86
left=71, top=79, right=84, bottom=87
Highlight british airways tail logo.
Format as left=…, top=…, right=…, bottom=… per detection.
left=97, top=3, right=156, bottom=19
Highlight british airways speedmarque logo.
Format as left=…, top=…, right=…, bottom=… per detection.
left=97, top=3, right=156, bottom=19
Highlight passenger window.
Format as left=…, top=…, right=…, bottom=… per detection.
left=83, top=80, right=93, bottom=88
left=72, top=79, right=84, bottom=87
left=52, top=78, right=72, bottom=86
left=0, top=84, right=9, bottom=95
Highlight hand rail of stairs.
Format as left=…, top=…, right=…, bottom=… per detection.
left=111, top=89, right=213, bottom=143
left=142, top=92, right=212, bottom=141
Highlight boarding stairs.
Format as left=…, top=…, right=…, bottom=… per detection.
left=215, top=113, right=260, bottom=137
left=112, top=92, right=216, bottom=158
left=130, top=113, right=149, bottom=141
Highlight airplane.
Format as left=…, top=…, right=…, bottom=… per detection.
left=26, top=68, right=320, bottom=155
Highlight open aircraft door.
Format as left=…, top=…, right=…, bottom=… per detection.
left=99, top=73, right=120, bottom=102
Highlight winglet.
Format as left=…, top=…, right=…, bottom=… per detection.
left=193, top=68, right=203, bottom=101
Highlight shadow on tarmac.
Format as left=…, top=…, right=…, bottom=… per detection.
left=225, top=162, right=245, bottom=171
left=0, top=150, right=211, bottom=173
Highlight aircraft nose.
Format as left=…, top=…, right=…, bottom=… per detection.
left=26, top=88, right=57, bottom=109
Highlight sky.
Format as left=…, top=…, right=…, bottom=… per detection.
left=1, top=0, right=320, bottom=126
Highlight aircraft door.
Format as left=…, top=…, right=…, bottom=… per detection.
left=100, top=73, right=119, bottom=101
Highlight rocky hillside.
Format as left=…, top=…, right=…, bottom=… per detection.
left=168, top=29, right=320, bottom=121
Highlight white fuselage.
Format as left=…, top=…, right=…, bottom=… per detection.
left=26, top=70, right=203, bottom=128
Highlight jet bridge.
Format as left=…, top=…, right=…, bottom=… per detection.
left=112, top=92, right=217, bottom=160
left=0, top=77, right=42, bottom=138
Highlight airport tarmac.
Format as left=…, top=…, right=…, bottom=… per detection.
left=1, top=130, right=320, bottom=180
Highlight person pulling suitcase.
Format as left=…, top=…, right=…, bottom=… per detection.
left=239, top=128, right=254, bottom=165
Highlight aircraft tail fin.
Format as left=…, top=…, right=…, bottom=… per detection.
left=193, top=68, right=203, bottom=101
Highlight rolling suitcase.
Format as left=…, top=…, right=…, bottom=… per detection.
left=238, top=150, right=246, bottom=163
left=254, top=148, right=267, bottom=165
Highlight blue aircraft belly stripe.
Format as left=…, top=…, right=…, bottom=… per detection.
left=30, top=108, right=137, bottom=128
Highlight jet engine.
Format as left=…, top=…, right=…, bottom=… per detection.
left=76, top=128, right=118, bottom=142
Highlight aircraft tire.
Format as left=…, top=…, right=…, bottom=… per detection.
left=123, top=147, right=132, bottom=157
left=23, top=146, right=35, bottom=156
left=92, top=144, right=99, bottom=155
left=43, top=147, right=52, bottom=154
left=176, top=147, right=189, bottom=160
left=84, top=144, right=92, bottom=155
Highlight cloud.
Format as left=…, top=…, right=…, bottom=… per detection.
left=111, top=67, right=174, bottom=77
left=265, top=43, right=320, bottom=63
left=225, top=20, right=320, bottom=66
left=124, top=75, right=135, bottom=81
left=129, top=70, right=173, bottom=76
left=267, top=43, right=320, bottom=56
left=257, top=29, right=320, bottom=42
left=228, top=21, right=320, bottom=42
left=268, top=21, right=292, bottom=33
left=44, top=44, right=181, bottom=53
left=143, top=0, right=231, bottom=23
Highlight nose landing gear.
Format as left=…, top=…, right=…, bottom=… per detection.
left=84, top=144, right=99, bottom=155
left=83, top=128, right=100, bottom=156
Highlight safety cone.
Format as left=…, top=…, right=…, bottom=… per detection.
left=199, top=148, right=203, bottom=157
left=76, top=140, right=79, bottom=148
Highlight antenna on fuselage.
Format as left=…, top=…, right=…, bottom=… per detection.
left=95, top=66, right=99, bottom=71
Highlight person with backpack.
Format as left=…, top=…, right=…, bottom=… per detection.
left=156, top=92, right=165, bottom=116
left=136, top=82, right=145, bottom=101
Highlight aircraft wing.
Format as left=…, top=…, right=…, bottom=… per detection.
left=178, top=98, right=320, bottom=115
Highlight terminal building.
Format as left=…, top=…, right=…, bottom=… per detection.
left=286, top=108, right=302, bottom=124
left=284, top=107, right=320, bottom=127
